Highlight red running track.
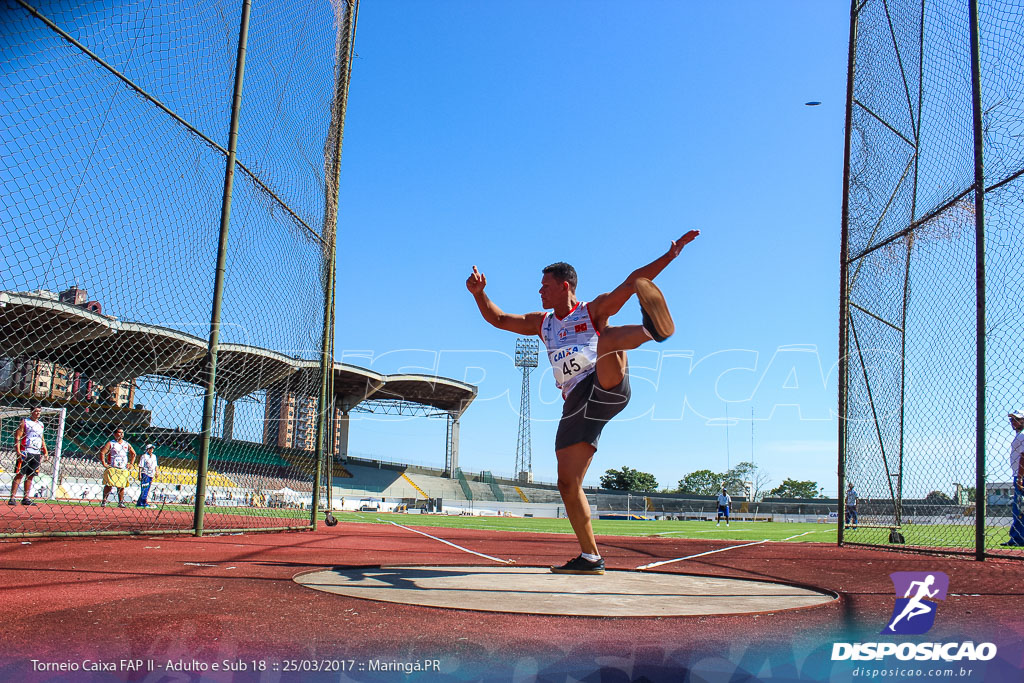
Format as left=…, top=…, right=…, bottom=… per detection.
left=1, top=520, right=1022, bottom=681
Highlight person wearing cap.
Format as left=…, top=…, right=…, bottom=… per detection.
left=135, top=443, right=159, bottom=509
left=845, top=482, right=859, bottom=529
left=1004, top=410, right=1024, bottom=547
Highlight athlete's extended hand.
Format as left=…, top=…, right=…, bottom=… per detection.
left=466, top=265, right=487, bottom=295
left=668, top=230, right=700, bottom=258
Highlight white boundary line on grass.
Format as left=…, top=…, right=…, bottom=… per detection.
left=637, top=528, right=839, bottom=569
left=636, top=539, right=769, bottom=570
left=781, top=529, right=837, bottom=541
left=381, top=519, right=516, bottom=565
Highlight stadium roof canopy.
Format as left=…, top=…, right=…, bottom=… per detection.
left=0, top=291, right=476, bottom=414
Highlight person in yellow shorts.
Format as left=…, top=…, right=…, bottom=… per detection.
left=99, top=427, right=137, bottom=508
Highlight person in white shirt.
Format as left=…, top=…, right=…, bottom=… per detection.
left=467, top=230, right=700, bottom=575
left=136, top=444, right=159, bottom=508
left=9, top=406, right=48, bottom=506
left=1004, top=410, right=1024, bottom=547
left=716, top=487, right=731, bottom=527
left=99, top=427, right=137, bottom=508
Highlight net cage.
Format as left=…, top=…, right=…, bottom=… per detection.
left=0, top=0, right=358, bottom=537
left=839, top=0, right=1024, bottom=557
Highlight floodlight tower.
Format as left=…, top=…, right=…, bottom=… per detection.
left=514, top=337, right=539, bottom=483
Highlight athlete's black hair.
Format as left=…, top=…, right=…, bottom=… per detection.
left=542, top=262, right=577, bottom=292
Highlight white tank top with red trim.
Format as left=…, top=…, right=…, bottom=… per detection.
left=21, top=419, right=45, bottom=455
left=540, top=301, right=599, bottom=398
left=108, top=440, right=130, bottom=469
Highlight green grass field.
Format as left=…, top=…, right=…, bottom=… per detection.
left=334, top=512, right=838, bottom=543
left=324, top=512, right=1023, bottom=550
left=37, top=501, right=1022, bottom=550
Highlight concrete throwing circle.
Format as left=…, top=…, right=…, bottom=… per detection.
left=295, top=565, right=837, bottom=617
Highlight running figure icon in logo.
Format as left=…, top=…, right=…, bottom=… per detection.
left=883, top=571, right=949, bottom=635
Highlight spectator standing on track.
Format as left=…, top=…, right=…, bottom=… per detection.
left=99, top=427, right=137, bottom=508
left=845, top=482, right=859, bottom=529
left=1003, top=410, right=1024, bottom=547
left=136, top=444, right=159, bottom=508
left=9, top=405, right=48, bottom=506
left=467, top=231, right=700, bottom=575
left=716, top=487, right=731, bottom=527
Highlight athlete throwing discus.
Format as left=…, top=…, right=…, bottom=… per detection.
left=467, top=230, right=699, bottom=575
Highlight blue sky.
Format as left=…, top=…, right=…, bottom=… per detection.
left=333, top=2, right=852, bottom=494
left=6, top=2, right=1018, bottom=500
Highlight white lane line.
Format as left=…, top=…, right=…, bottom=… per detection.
left=636, top=539, right=769, bottom=570
left=638, top=528, right=838, bottom=569
left=382, top=519, right=516, bottom=565
left=781, top=529, right=837, bottom=541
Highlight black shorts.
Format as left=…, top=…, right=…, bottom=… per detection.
left=16, top=452, right=41, bottom=478
left=554, top=371, right=631, bottom=451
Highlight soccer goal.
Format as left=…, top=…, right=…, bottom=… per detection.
left=0, top=406, right=67, bottom=501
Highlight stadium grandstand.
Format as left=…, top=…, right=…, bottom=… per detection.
left=0, top=289, right=479, bottom=527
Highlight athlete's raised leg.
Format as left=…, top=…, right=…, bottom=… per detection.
left=594, top=278, right=675, bottom=390
left=594, top=327, right=646, bottom=390
left=635, top=278, right=674, bottom=341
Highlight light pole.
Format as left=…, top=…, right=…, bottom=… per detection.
left=514, top=338, right=539, bottom=482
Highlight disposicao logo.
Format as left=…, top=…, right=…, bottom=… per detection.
left=831, top=571, right=998, bottom=662
left=883, top=571, right=948, bottom=635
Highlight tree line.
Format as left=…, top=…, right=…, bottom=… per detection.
left=599, top=465, right=974, bottom=504
left=600, top=461, right=825, bottom=500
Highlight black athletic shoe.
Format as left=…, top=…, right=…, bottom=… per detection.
left=635, top=278, right=674, bottom=342
left=117, top=503, right=127, bottom=509
left=1000, top=541, right=1022, bottom=547
left=21, top=499, right=35, bottom=506
left=550, top=555, right=605, bottom=575
left=7, top=499, right=16, bottom=506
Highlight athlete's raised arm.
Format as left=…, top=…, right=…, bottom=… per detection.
left=589, top=230, right=699, bottom=323
left=466, top=265, right=546, bottom=335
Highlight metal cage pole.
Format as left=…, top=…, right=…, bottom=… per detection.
left=311, top=250, right=336, bottom=528
left=195, top=0, right=252, bottom=537
left=837, top=0, right=860, bottom=547
left=312, top=0, right=357, bottom=529
left=899, top=0, right=928, bottom=544
left=968, top=0, right=988, bottom=561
